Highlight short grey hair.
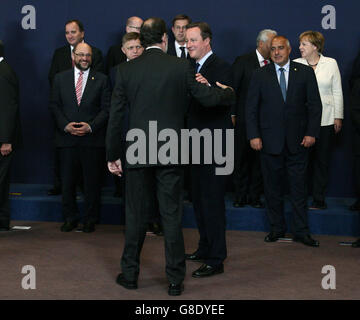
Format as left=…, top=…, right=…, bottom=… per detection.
left=256, top=29, right=277, bottom=47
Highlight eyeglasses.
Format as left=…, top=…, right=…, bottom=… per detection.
left=128, top=25, right=141, bottom=31
left=74, top=52, right=92, bottom=58
left=125, top=45, right=142, bottom=51
left=174, top=26, right=186, bottom=31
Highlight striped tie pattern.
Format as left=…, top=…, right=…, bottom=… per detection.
left=76, top=71, right=83, bottom=106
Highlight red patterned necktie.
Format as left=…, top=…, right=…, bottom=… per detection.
left=263, top=59, right=269, bottom=66
left=76, top=71, right=83, bottom=106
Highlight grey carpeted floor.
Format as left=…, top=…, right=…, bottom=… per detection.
left=1, top=221, right=359, bottom=300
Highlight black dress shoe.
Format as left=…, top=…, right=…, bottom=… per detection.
left=168, top=283, right=184, bottom=296
left=233, top=197, right=248, bottom=208
left=349, top=200, right=360, bottom=211
left=250, top=199, right=265, bottom=209
left=185, top=251, right=205, bottom=262
left=48, top=188, right=61, bottom=196
left=82, top=222, right=95, bottom=233
left=116, top=273, right=138, bottom=289
left=192, top=264, right=224, bottom=278
left=293, top=234, right=320, bottom=247
left=60, top=221, right=78, bottom=232
left=264, top=232, right=285, bottom=242
left=352, top=239, right=360, bottom=247
left=309, top=200, right=327, bottom=210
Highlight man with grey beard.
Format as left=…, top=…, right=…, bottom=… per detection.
left=50, top=42, right=110, bottom=233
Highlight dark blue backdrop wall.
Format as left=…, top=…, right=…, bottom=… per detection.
left=0, top=0, right=358, bottom=197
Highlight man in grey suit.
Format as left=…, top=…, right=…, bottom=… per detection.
left=106, top=17, right=234, bottom=296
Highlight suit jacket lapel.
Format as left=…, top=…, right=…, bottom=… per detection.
left=65, top=69, right=78, bottom=106
left=286, top=61, right=298, bottom=102
left=80, top=69, right=96, bottom=105
left=251, top=51, right=260, bottom=68
left=268, top=64, right=284, bottom=101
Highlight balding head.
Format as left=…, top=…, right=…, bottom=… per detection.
left=270, top=36, right=291, bottom=67
left=140, top=17, right=168, bottom=51
left=126, top=16, right=143, bottom=33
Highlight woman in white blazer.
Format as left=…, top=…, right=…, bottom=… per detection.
left=294, top=31, right=344, bottom=210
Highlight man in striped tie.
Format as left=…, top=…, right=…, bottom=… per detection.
left=49, top=42, right=111, bottom=233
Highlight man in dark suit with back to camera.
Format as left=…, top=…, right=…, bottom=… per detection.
left=184, top=22, right=232, bottom=278
left=232, top=29, right=277, bottom=209
left=0, top=40, right=22, bottom=231
left=246, top=36, right=322, bottom=247
left=49, top=42, right=110, bottom=233
left=106, top=17, right=234, bottom=296
left=48, top=19, right=104, bottom=196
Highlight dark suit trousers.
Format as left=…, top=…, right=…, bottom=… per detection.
left=121, top=166, right=185, bottom=284
left=59, top=147, right=104, bottom=223
left=233, top=122, right=263, bottom=201
left=261, top=146, right=310, bottom=236
left=309, top=125, right=335, bottom=202
left=353, top=126, right=360, bottom=199
left=191, top=163, right=227, bottom=267
left=0, top=152, right=13, bottom=226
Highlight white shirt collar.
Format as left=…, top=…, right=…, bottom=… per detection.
left=274, top=60, right=290, bottom=72
left=146, top=46, right=163, bottom=51
left=0, top=57, right=3, bottom=63
left=256, top=49, right=267, bottom=65
left=197, top=50, right=213, bottom=69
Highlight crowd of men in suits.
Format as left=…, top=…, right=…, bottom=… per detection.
left=2, top=14, right=360, bottom=296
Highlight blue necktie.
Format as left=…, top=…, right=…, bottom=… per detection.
left=279, top=67, right=286, bottom=101
left=195, top=63, right=201, bottom=73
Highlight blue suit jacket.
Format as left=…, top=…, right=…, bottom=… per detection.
left=246, top=61, right=322, bottom=155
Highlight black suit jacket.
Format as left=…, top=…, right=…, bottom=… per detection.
left=188, top=53, right=233, bottom=131
left=106, top=48, right=235, bottom=167
left=48, top=45, right=104, bottom=87
left=49, top=68, right=111, bottom=148
left=350, top=51, right=360, bottom=127
left=232, top=51, right=260, bottom=122
left=0, top=59, right=22, bottom=148
left=246, top=61, right=322, bottom=155
left=106, top=43, right=126, bottom=74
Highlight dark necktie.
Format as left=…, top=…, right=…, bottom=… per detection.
left=279, top=67, right=286, bottom=101
left=180, top=47, right=186, bottom=59
left=195, top=63, right=201, bottom=73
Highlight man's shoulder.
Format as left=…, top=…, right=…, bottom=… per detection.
left=53, top=45, right=69, bottom=56
left=233, top=51, right=257, bottom=64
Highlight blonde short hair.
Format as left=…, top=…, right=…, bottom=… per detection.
left=299, top=31, right=325, bottom=53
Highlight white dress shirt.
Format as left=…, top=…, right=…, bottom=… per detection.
left=256, top=49, right=269, bottom=67
left=196, top=50, right=213, bottom=73
left=274, top=60, right=290, bottom=88
left=74, top=66, right=90, bottom=96
left=175, top=41, right=188, bottom=58
left=294, top=54, right=344, bottom=126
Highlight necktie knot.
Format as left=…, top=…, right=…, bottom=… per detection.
left=263, top=59, right=269, bottom=65
left=180, top=46, right=186, bottom=59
